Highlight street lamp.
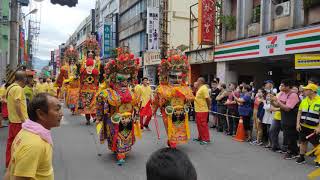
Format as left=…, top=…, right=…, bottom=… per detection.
left=20, top=8, right=38, bottom=68
left=22, top=9, right=38, bottom=19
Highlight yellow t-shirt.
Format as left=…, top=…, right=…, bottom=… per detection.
left=273, top=111, right=281, bottom=121
left=47, top=83, right=57, bottom=96
left=7, top=83, right=28, bottom=123
left=35, top=83, right=48, bottom=94
left=194, top=85, right=210, bottom=112
left=0, top=85, right=6, bottom=101
left=9, top=129, right=54, bottom=180
left=273, top=93, right=281, bottom=120
left=140, top=85, right=152, bottom=107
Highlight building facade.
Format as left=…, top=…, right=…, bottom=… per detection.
left=75, top=14, right=94, bottom=59
left=118, top=0, right=147, bottom=57
left=0, top=0, right=9, bottom=80
left=97, top=0, right=119, bottom=60
left=143, top=0, right=198, bottom=84
left=187, top=0, right=320, bottom=86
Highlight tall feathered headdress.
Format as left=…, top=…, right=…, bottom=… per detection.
left=83, top=37, right=100, bottom=56
left=64, top=46, right=79, bottom=63
left=104, top=47, right=140, bottom=84
left=158, top=49, right=189, bottom=84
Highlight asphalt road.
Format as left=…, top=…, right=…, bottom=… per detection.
left=0, top=108, right=318, bottom=180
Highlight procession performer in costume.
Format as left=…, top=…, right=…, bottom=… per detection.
left=77, top=38, right=101, bottom=125
left=62, top=47, right=80, bottom=115
left=96, top=47, right=141, bottom=165
left=55, top=61, right=69, bottom=100
left=153, top=49, right=194, bottom=148
left=306, top=145, right=320, bottom=179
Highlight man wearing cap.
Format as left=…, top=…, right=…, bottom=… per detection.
left=264, top=80, right=277, bottom=94
left=296, top=83, right=320, bottom=166
left=308, top=78, right=320, bottom=96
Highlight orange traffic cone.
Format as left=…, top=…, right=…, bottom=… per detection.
left=233, top=116, right=246, bottom=142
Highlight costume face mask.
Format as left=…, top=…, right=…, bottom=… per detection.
left=169, top=71, right=182, bottom=85
left=70, top=59, right=75, bottom=65
left=116, top=73, right=131, bottom=88
left=88, top=50, right=95, bottom=58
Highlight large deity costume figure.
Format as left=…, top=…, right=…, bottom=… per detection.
left=154, top=49, right=194, bottom=148
left=62, top=47, right=80, bottom=114
left=96, top=48, right=141, bottom=165
left=56, top=62, right=69, bottom=100
left=77, top=38, right=101, bottom=124
left=55, top=47, right=79, bottom=101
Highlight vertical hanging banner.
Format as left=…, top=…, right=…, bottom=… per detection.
left=19, top=28, right=25, bottom=64
left=198, top=0, right=215, bottom=45
left=146, top=7, right=160, bottom=51
left=55, top=49, right=60, bottom=68
left=98, top=26, right=103, bottom=58
left=104, top=24, right=111, bottom=58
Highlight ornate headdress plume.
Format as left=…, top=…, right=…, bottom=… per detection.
left=64, top=46, right=79, bottom=63
left=158, top=49, right=189, bottom=84
left=83, top=37, right=100, bottom=56
left=104, top=47, right=140, bottom=84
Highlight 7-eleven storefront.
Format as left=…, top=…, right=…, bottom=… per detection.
left=215, top=25, right=320, bottom=87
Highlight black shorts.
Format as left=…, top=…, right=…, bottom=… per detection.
left=242, top=116, right=251, bottom=131
left=299, top=126, right=319, bottom=145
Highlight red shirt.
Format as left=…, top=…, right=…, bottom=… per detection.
left=254, top=98, right=261, bottom=110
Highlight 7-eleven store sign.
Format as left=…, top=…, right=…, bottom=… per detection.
left=214, top=25, right=320, bottom=62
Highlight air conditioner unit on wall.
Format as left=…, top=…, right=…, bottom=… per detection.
left=274, top=1, right=290, bottom=19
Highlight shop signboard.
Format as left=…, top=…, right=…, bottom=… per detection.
left=187, top=48, right=213, bottom=64
left=104, top=24, right=111, bottom=58
left=143, top=51, right=161, bottom=66
left=295, top=54, right=320, bottom=69
left=146, top=7, right=160, bottom=51
left=214, top=25, right=320, bottom=62
left=198, top=0, right=215, bottom=45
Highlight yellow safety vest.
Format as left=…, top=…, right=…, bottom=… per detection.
left=299, top=96, right=320, bottom=129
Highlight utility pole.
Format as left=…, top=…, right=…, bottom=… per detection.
left=9, top=0, right=19, bottom=69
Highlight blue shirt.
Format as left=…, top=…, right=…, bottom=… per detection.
left=238, top=94, right=252, bottom=116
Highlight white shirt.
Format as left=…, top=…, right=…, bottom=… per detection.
left=262, top=101, right=273, bottom=125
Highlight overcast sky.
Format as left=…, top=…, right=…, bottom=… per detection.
left=23, top=0, right=96, bottom=60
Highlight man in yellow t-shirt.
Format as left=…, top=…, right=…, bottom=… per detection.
left=4, top=93, right=63, bottom=180
left=5, top=71, right=28, bottom=168
left=194, top=77, right=211, bottom=145
left=47, top=78, right=57, bottom=97
left=35, top=78, right=48, bottom=95
left=139, top=77, right=153, bottom=130
left=0, top=83, right=6, bottom=127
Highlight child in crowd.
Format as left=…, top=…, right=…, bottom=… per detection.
left=262, top=92, right=274, bottom=148
left=146, top=148, right=197, bottom=180
left=251, top=89, right=265, bottom=145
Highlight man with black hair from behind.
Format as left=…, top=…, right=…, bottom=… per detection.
left=146, top=148, right=197, bottom=180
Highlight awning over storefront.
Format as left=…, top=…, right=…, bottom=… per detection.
left=214, top=25, right=320, bottom=62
